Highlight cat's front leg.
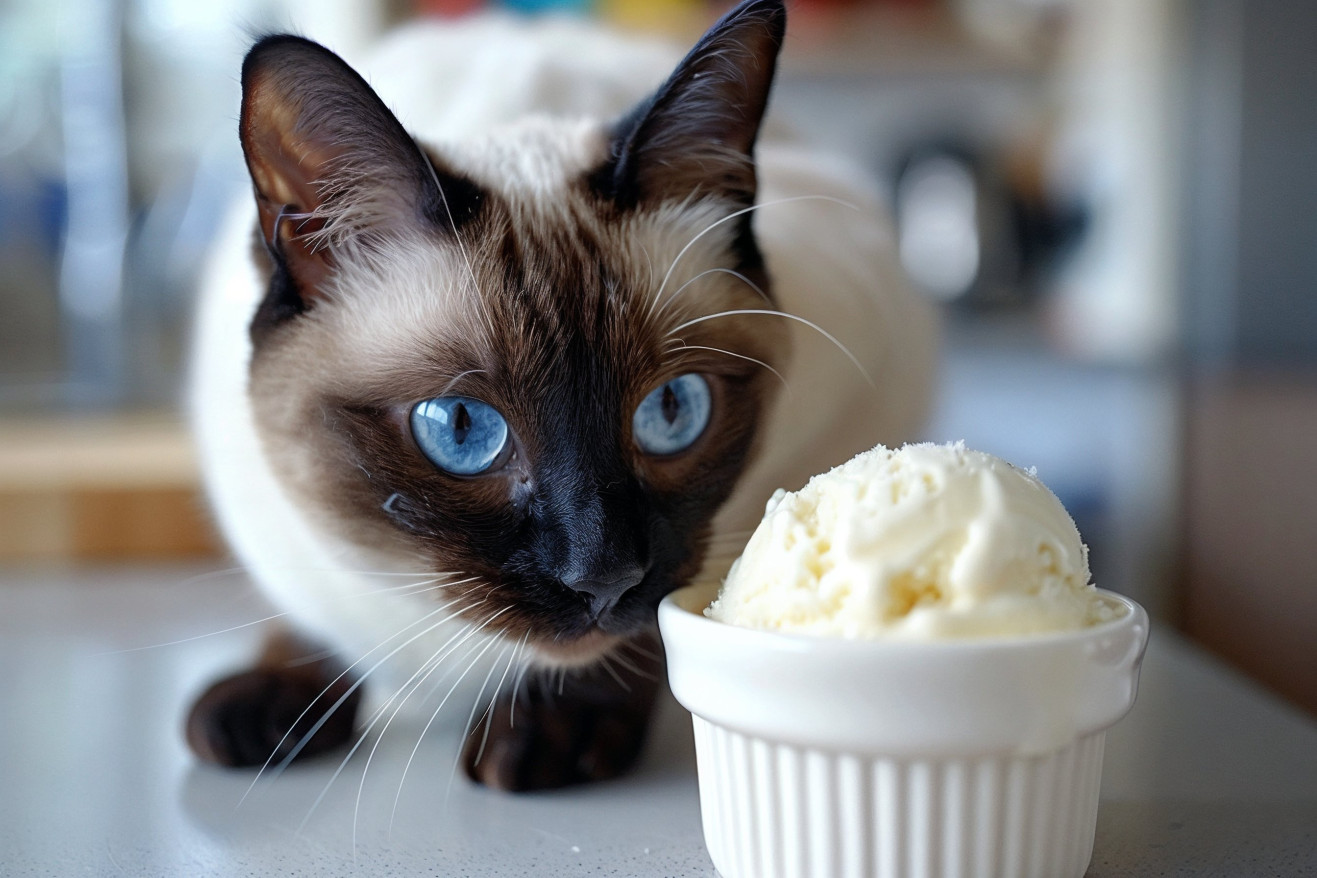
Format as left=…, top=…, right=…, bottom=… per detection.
left=185, top=629, right=361, bottom=767
left=463, top=631, right=663, bottom=791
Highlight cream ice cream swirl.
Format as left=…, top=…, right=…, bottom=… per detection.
left=708, top=442, right=1121, bottom=639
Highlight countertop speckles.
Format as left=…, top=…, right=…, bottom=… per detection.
left=2, top=565, right=1316, bottom=876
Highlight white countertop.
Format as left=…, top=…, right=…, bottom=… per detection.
left=3, top=565, right=1316, bottom=876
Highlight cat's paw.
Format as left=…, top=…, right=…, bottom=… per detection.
left=185, top=667, right=361, bottom=768
left=463, top=638, right=663, bottom=791
left=462, top=688, right=648, bottom=791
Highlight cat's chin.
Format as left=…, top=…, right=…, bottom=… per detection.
left=530, top=629, right=624, bottom=669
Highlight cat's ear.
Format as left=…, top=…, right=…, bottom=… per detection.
left=594, top=0, right=786, bottom=208
left=239, top=35, right=478, bottom=311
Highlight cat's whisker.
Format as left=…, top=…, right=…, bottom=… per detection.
left=354, top=645, right=463, bottom=848
left=604, top=647, right=654, bottom=682
left=96, top=610, right=290, bottom=656
left=441, top=638, right=507, bottom=810
left=386, top=636, right=487, bottom=834
left=352, top=613, right=501, bottom=850
left=667, top=308, right=875, bottom=389
left=107, top=571, right=475, bottom=656
left=667, top=341, right=789, bottom=392
left=454, top=633, right=524, bottom=792
left=370, top=574, right=478, bottom=598
left=619, top=639, right=663, bottom=664
left=400, top=618, right=508, bottom=816
left=239, top=596, right=484, bottom=806
left=230, top=563, right=453, bottom=588
left=304, top=567, right=453, bottom=579
left=595, top=653, right=631, bottom=692
left=649, top=194, right=860, bottom=321
left=279, top=648, right=339, bottom=669
left=301, top=605, right=511, bottom=839
left=364, top=575, right=444, bottom=594
left=384, top=613, right=511, bottom=817
left=508, top=640, right=535, bottom=730
left=172, top=566, right=251, bottom=585
left=474, top=631, right=529, bottom=750
left=372, top=582, right=446, bottom=599
left=465, top=645, right=512, bottom=772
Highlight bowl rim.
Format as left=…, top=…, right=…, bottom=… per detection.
left=660, top=583, right=1147, bottom=654
left=659, top=583, right=1151, bottom=755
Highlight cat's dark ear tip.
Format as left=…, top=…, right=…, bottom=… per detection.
left=723, top=0, right=788, bottom=32
left=242, top=33, right=339, bottom=82
left=246, top=32, right=322, bottom=55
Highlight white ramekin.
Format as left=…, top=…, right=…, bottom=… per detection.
left=658, top=585, right=1149, bottom=878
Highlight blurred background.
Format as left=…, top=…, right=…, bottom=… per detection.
left=0, top=0, right=1313, bottom=716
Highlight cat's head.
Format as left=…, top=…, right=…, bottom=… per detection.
left=238, top=0, right=789, bottom=665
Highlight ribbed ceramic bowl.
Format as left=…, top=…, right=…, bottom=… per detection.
left=658, top=584, right=1149, bottom=878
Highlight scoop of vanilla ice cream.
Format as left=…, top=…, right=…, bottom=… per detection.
left=708, top=442, right=1120, bottom=639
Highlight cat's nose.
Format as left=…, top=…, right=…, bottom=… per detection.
left=563, top=565, right=647, bottom=619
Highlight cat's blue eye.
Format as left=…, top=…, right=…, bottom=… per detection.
left=633, top=374, right=711, bottom=456
left=410, top=397, right=509, bottom=475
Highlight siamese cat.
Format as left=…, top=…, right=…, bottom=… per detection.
left=187, top=0, right=937, bottom=791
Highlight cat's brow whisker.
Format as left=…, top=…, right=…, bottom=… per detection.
left=666, top=341, right=789, bottom=392
left=437, top=369, right=489, bottom=398
left=667, top=308, right=875, bottom=389
left=239, top=596, right=484, bottom=805
left=420, top=161, right=496, bottom=339
left=650, top=194, right=860, bottom=320
left=638, top=241, right=656, bottom=292
left=651, top=265, right=773, bottom=322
